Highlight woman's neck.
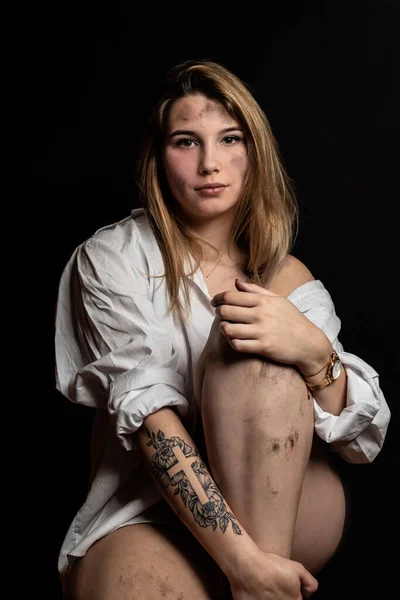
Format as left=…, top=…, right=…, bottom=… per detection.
left=187, top=215, right=239, bottom=262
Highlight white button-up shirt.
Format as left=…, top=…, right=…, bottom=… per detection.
left=55, top=208, right=390, bottom=579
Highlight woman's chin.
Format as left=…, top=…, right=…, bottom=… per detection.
left=193, top=201, right=239, bottom=220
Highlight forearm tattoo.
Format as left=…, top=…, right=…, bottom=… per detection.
left=145, top=427, right=242, bottom=535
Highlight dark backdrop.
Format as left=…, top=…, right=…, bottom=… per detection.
left=27, top=1, right=398, bottom=598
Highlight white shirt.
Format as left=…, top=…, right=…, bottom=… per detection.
left=55, top=208, right=391, bottom=579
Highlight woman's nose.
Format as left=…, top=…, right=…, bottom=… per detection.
left=199, top=145, right=220, bottom=175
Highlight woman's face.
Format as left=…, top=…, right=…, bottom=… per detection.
left=162, top=94, right=248, bottom=224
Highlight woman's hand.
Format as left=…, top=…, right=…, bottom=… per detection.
left=228, top=548, right=318, bottom=600
left=211, top=279, right=331, bottom=373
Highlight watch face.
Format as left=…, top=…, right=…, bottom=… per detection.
left=332, top=359, right=342, bottom=380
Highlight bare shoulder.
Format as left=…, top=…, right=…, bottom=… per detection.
left=269, top=255, right=315, bottom=298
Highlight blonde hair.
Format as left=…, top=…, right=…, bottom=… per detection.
left=137, top=59, right=298, bottom=322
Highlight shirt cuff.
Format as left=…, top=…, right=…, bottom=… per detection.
left=313, top=350, right=390, bottom=463
left=109, top=363, right=189, bottom=451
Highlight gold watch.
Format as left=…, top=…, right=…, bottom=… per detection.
left=304, top=351, right=342, bottom=392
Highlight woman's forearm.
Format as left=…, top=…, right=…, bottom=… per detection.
left=137, top=407, right=259, bottom=579
left=297, top=328, right=348, bottom=416
left=306, top=366, right=347, bottom=416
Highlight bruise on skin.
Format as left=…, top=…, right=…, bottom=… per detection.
left=242, top=407, right=270, bottom=424
left=284, top=429, right=299, bottom=456
left=259, top=359, right=273, bottom=379
left=231, top=153, right=247, bottom=168
left=298, top=389, right=312, bottom=416
left=296, top=383, right=312, bottom=417
left=118, top=566, right=155, bottom=588
left=175, top=96, right=229, bottom=122
left=263, top=430, right=299, bottom=461
left=258, top=360, right=289, bottom=383
left=200, top=99, right=228, bottom=118
left=157, top=574, right=175, bottom=598
left=270, top=438, right=281, bottom=453
left=266, top=475, right=279, bottom=496
left=298, top=394, right=306, bottom=416
left=174, top=176, right=188, bottom=197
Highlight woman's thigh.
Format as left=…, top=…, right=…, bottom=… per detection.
left=64, top=523, right=229, bottom=600
left=292, top=436, right=347, bottom=575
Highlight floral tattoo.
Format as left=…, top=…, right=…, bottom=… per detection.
left=145, top=427, right=242, bottom=535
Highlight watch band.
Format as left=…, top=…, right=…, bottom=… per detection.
left=304, top=351, right=341, bottom=392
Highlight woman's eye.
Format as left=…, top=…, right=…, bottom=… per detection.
left=176, top=138, right=195, bottom=148
left=222, top=135, right=242, bottom=145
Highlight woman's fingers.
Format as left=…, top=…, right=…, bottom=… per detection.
left=219, top=321, right=259, bottom=339
left=235, top=278, right=280, bottom=296
left=211, top=280, right=280, bottom=308
left=215, top=305, right=255, bottom=323
left=212, top=290, right=259, bottom=308
left=224, top=338, right=265, bottom=354
left=297, top=563, right=319, bottom=598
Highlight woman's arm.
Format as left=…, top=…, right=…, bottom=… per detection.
left=211, top=255, right=390, bottom=464
left=297, top=339, right=348, bottom=416
left=138, top=407, right=254, bottom=576
left=269, top=255, right=347, bottom=416
left=137, top=407, right=318, bottom=600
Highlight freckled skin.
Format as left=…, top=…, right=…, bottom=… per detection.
left=162, top=94, right=248, bottom=225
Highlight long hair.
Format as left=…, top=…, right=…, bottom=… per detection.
left=136, top=59, right=298, bottom=322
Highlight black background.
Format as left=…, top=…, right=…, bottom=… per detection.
left=27, top=1, right=398, bottom=598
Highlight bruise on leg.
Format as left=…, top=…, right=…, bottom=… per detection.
left=257, top=359, right=302, bottom=391
left=266, top=475, right=279, bottom=497
left=242, top=407, right=270, bottom=424
left=270, top=438, right=281, bottom=453
left=120, top=565, right=185, bottom=599
left=284, top=428, right=300, bottom=460
left=258, top=359, right=283, bottom=381
left=262, top=430, right=300, bottom=461
left=157, top=573, right=175, bottom=598
left=298, top=389, right=312, bottom=416
left=117, top=565, right=155, bottom=592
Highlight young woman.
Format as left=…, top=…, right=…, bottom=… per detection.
left=55, top=60, right=390, bottom=600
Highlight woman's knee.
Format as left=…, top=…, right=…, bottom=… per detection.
left=199, top=349, right=313, bottom=438
left=241, top=355, right=304, bottom=388
left=203, top=341, right=307, bottom=396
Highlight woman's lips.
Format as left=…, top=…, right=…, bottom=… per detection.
left=195, top=185, right=228, bottom=196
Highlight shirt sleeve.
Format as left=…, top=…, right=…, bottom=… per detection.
left=287, top=280, right=391, bottom=464
left=55, top=238, right=189, bottom=451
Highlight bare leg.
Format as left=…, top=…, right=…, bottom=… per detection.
left=63, top=523, right=229, bottom=600
left=195, top=324, right=346, bottom=573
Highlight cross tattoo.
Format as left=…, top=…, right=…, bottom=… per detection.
left=167, top=445, right=209, bottom=504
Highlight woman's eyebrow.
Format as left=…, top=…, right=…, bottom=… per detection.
left=169, top=126, right=243, bottom=138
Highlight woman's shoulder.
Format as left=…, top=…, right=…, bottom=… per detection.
left=73, top=208, right=164, bottom=275
left=269, top=255, right=315, bottom=298
left=85, top=209, right=145, bottom=251
left=75, top=208, right=158, bottom=260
